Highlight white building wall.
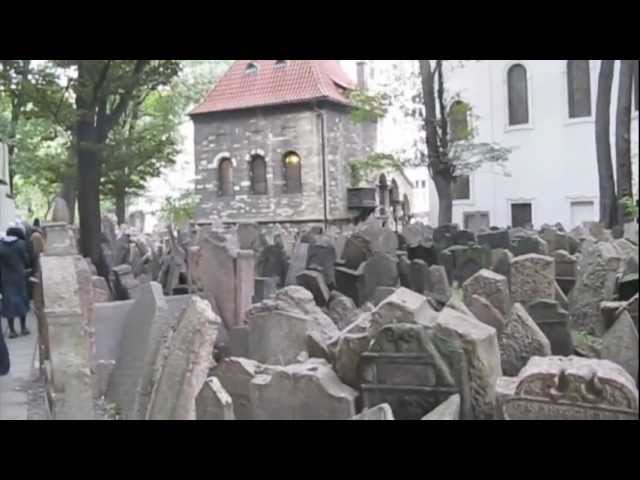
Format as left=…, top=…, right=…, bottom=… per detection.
left=429, top=60, right=639, bottom=229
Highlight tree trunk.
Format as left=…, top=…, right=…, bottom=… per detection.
left=595, top=60, right=617, bottom=227
left=615, top=60, right=634, bottom=224
left=60, top=173, right=76, bottom=225
left=434, top=173, right=453, bottom=225
left=115, top=190, right=126, bottom=226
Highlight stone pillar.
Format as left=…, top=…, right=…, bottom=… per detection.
left=235, top=250, right=255, bottom=328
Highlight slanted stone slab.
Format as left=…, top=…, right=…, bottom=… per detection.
left=511, top=254, right=555, bottom=304
left=285, top=241, right=309, bottom=286
left=334, top=331, right=370, bottom=389
left=147, top=297, right=221, bottom=420
left=478, top=230, right=510, bottom=250
left=306, top=235, right=337, bottom=287
left=513, top=235, right=549, bottom=256
left=247, top=310, right=308, bottom=366
left=498, top=303, right=551, bottom=377
left=196, top=377, right=235, bottom=420
left=554, top=281, right=569, bottom=311
left=326, top=291, right=359, bottom=330
left=351, top=403, right=394, bottom=420
left=250, top=359, right=357, bottom=420
left=370, top=287, right=436, bottom=336
left=526, top=299, right=573, bottom=356
left=569, top=241, right=622, bottom=335
left=421, top=394, right=461, bottom=420
left=373, top=286, right=397, bottom=307
left=462, top=268, right=510, bottom=316
left=467, top=294, right=506, bottom=335
left=490, top=248, right=513, bottom=282
left=335, top=263, right=367, bottom=307
left=296, top=270, right=330, bottom=307
left=601, top=311, right=638, bottom=384
left=501, top=356, right=639, bottom=420
left=361, top=252, right=399, bottom=305
left=409, top=259, right=430, bottom=294
left=434, top=308, right=502, bottom=419
left=107, top=282, right=173, bottom=420
left=427, top=265, right=452, bottom=304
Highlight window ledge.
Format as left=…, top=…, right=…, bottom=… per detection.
left=505, top=124, right=534, bottom=133
left=564, top=117, right=594, bottom=126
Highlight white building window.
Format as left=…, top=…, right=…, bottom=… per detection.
left=507, top=64, right=529, bottom=126
left=452, top=175, right=470, bottom=201
left=511, top=202, right=532, bottom=228
left=567, top=60, right=592, bottom=118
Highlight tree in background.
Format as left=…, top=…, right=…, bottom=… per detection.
left=615, top=60, right=635, bottom=225
left=158, top=190, right=200, bottom=229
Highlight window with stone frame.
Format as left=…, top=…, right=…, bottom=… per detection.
left=452, top=175, right=470, bottom=201
left=283, top=151, right=302, bottom=194
left=218, top=158, right=234, bottom=197
left=507, top=64, right=529, bottom=126
left=567, top=60, right=592, bottom=118
left=250, top=155, right=268, bottom=195
left=449, top=100, right=471, bottom=141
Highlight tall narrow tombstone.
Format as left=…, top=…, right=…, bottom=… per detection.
left=306, top=236, right=337, bottom=288
left=409, top=259, right=430, bottom=294
left=285, top=241, right=309, bottom=286
left=428, top=265, right=452, bottom=304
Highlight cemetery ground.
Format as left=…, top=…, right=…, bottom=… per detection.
left=5, top=207, right=639, bottom=420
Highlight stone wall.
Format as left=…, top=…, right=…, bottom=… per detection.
left=193, top=102, right=376, bottom=224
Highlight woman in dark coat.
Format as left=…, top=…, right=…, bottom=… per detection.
left=0, top=225, right=31, bottom=338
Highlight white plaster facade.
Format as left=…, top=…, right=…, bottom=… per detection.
left=427, top=60, right=639, bottom=228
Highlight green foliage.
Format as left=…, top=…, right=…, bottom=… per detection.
left=619, top=195, right=638, bottom=218
left=348, top=153, right=403, bottom=187
left=348, top=88, right=391, bottom=123
left=158, top=190, right=200, bottom=228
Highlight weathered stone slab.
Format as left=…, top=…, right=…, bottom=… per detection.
left=147, top=296, right=221, bottom=420
left=351, top=403, right=394, bottom=420
left=253, top=276, right=277, bottom=303
left=513, top=235, right=549, bottom=257
left=601, top=311, right=638, bottom=384
left=43, top=222, right=78, bottom=256
left=452, top=244, right=492, bottom=285
left=370, top=287, right=436, bottom=336
left=569, top=241, right=622, bottom=335
left=498, top=303, right=551, bottom=377
left=490, top=248, right=513, bottom=282
left=511, top=254, right=555, bottom=304
left=409, top=259, right=430, bottom=294
left=250, top=358, right=357, bottom=420
left=421, top=394, right=461, bottom=420
left=212, top=357, right=269, bottom=420
left=285, top=241, right=309, bottom=286
left=296, top=270, right=330, bottom=307
left=361, top=252, right=399, bottom=305
left=462, top=268, right=511, bottom=316
left=434, top=307, right=502, bottom=419
left=247, top=310, right=308, bottom=366
left=467, top=294, right=506, bottom=335
left=306, top=236, right=337, bottom=288
left=335, top=263, right=367, bottom=307
left=326, top=291, right=359, bottom=330
left=256, top=244, right=289, bottom=288
left=427, top=265, right=452, bottom=304
left=397, top=254, right=411, bottom=288
left=372, top=286, right=397, bottom=307
left=107, top=282, right=173, bottom=420
left=501, top=356, right=638, bottom=420
left=540, top=227, right=569, bottom=253
left=478, top=230, right=510, bottom=250
left=334, top=331, right=370, bottom=389
left=196, top=376, right=235, bottom=420
left=341, top=234, right=373, bottom=270
left=526, top=299, right=573, bottom=356
left=91, top=276, right=111, bottom=303
left=555, top=281, right=569, bottom=311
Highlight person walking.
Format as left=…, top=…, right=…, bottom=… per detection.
left=0, top=224, right=31, bottom=338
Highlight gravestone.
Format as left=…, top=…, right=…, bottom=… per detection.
left=50, top=197, right=71, bottom=224
left=335, top=263, right=367, bottom=307
left=334, top=331, right=371, bottom=388
left=453, top=229, right=476, bottom=246
left=540, top=227, right=569, bottom=253
left=478, top=229, right=510, bottom=250
left=526, top=299, right=573, bottom=356
left=196, top=376, right=235, bottom=420
left=253, top=277, right=277, bottom=303
left=285, top=241, right=309, bottom=286
left=427, top=265, right=452, bottom=304
left=467, top=294, right=507, bottom=335
left=351, top=403, right=394, bottom=420
left=107, top=282, right=173, bottom=420
left=407, top=244, right=438, bottom=266
left=569, top=241, right=622, bottom=335
left=462, top=269, right=511, bottom=316
left=43, top=222, right=78, bottom=256
left=421, top=394, right=461, bottom=420
left=498, top=303, right=551, bottom=376
left=369, top=287, right=437, bottom=336
left=296, top=270, right=330, bottom=307
left=361, top=252, right=399, bottom=305
left=464, top=211, right=490, bottom=233
left=306, top=236, right=337, bottom=288
left=326, top=291, right=359, bottom=330
left=334, top=234, right=348, bottom=261
left=372, top=286, right=397, bottom=306
left=237, top=223, right=266, bottom=252
left=341, top=234, right=372, bottom=270
left=409, top=259, right=430, bottom=294
left=360, top=323, right=465, bottom=420
left=513, top=235, right=549, bottom=256
left=491, top=248, right=513, bottom=282
left=553, top=249, right=577, bottom=295
left=501, top=356, right=639, bottom=420
left=111, top=264, right=140, bottom=301
left=433, top=224, right=459, bottom=251
left=397, top=254, right=411, bottom=288
left=247, top=310, right=308, bottom=366
left=250, top=358, right=357, bottom=420
left=601, top=311, right=638, bottom=383
left=510, top=254, right=555, bottom=304
left=453, top=244, right=492, bottom=285
left=256, top=244, right=289, bottom=288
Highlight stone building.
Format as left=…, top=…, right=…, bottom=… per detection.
left=190, top=60, right=378, bottom=226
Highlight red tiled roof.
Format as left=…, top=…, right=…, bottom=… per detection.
left=190, top=60, right=356, bottom=115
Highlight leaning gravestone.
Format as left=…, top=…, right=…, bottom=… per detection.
left=296, top=270, right=330, bottom=307
left=513, top=235, right=549, bottom=256
left=462, top=269, right=511, bottom=316
left=510, top=254, right=555, bottom=304
left=600, top=311, right=638, bottom=384
left=427, top=265, right=452, bottom=304
left=306, top=235, right=337, bottom=288
left=490, top=248, right=513, bottom=283
left=526, top=299, right=573, bottom=356
left=256, top=244, right=289, bottom=288
left=409, top=259, right=430, bottom=294
left=196, top=376, right=235, bottom=420
left=421, top=394, right=461, bottom=420
left=107, top=282, right=173, bottom=420
left=467, top=294, right=507, bottom=335
left=501, top=356, right=639, bottom=420
left=285, top=241, right=309, bottom=286
left=341, top=234, right=373, bottom=270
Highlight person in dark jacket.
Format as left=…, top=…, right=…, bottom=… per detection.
left=0, top=224, right=31, bottom=338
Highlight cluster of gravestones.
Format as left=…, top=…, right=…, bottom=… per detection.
left=185, top=218, right=638, bottom=420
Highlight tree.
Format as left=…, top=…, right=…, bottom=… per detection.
left=615, top=60, right=634, bottom=224
left=158, top=190, right=200, bottom=229
left=595, top=60, right=618, bottom=227
left=68, top=60, right=181, bottom=274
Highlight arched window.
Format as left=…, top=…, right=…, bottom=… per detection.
left=246, top=62, right=258, bottom=75
left=250, top=155, right=267, bottom=195
left=507, top=64, right=529, bottom=126
left=218, top=158, right=234, bottom=197
left=390, top=178, right=400, bottom=204
left=567, top=60, right=592, bottom=118
left=283, top=152, right=302, bottom=194
left=449, top=100, right=470, bottom=141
